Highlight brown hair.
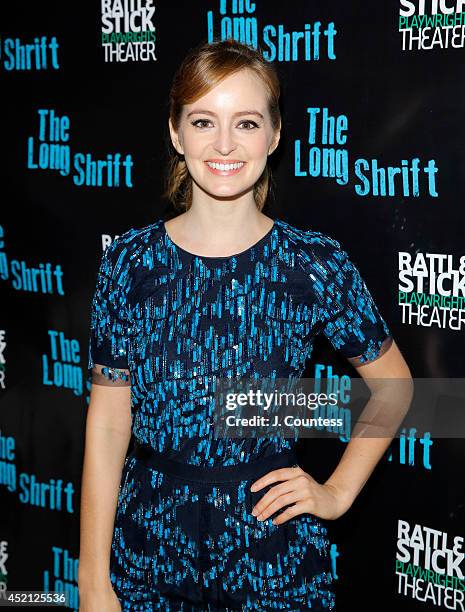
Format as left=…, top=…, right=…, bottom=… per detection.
left=162, top=38, right=282, bottom=212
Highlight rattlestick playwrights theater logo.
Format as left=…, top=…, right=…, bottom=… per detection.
left=399, top=0, right=465, bottom=51
left=0, top=540, right=7, bottom=591
left=100, top=0, right=157, bottom=63
left=398, top=251, right=465, bottom=330
left=396, top=519, right=465, bottom=608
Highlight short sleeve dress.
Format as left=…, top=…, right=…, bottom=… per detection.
left=87, top=217, right=392, bottom=611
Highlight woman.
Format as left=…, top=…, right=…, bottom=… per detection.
left=78, top=39, right=412, bottom=611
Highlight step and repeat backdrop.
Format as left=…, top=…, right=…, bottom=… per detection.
left=1, top=1, right=464, bottom=610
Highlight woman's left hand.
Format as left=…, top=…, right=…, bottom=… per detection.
left=250, top=465, right=353, bottom=523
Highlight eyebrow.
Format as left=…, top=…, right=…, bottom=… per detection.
left=186, top=109, right=264, bottom=119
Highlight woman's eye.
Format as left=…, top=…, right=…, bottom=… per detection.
left=191, top=119, right=259, bottom=130
left=191, top=119, right=212, bottom=129
left=238, top=120, right=259, bottom=130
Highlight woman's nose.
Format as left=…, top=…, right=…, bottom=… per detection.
left=213, top=128, right=237, bottom=154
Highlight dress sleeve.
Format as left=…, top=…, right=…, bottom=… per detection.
left=317, top=241, right=393, bottom=367
left=87, top=238, right=132, bottom=387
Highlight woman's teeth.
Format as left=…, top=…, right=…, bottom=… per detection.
left=206, top=162, right=244, bottom=171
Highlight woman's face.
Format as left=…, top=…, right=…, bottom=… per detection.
left=169, top=68, right=280, bottom=201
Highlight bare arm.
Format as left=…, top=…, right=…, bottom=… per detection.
left=78, top=381, right=132, bottom=607
left=323, top=339, right=414, bottom=509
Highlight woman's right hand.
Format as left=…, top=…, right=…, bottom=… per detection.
left=78, top=581, right=122, bottom=611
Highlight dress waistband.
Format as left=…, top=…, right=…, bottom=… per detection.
left=130, top=441, right=299, bottom=483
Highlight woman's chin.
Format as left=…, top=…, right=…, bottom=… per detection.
left=194, top=181, right=255, bottom=201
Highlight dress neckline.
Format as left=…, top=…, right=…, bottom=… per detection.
left=162, top=218, right=276, bottom=260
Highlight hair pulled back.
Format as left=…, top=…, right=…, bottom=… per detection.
left=163, top=38, right=281, bottom=212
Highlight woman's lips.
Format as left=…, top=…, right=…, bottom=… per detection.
left=204, top=161, right=246, bottom=176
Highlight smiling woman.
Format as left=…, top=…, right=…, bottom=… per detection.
left=163, top=40, right=281, bottom=216
left=79, top=37, right=411, bottom=612
left=166, top=71, right=278, bottom=204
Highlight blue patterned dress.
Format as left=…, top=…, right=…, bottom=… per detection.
left=87, top=217, right=392, bottom=611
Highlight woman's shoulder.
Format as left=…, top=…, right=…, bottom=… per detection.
left=275, top=218, right=345, bottom=264
left=104, top=218, right=165, bottom=265
left=112, top=218, right=164, bottom=249
left=275, top=218, right=354, bottom=288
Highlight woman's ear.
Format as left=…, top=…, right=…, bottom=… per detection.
left=268, top=129, right=281, bottom=155
left=168, top=118, right=184, bottom=155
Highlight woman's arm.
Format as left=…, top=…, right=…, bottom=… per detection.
left=249, top=339, right=414, bottom=524
left=323, top=339, right=414, bottom=512
left=78, top=383, right=132, bottom=610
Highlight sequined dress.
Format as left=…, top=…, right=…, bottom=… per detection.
left=87, top=217, right=392, bottom=611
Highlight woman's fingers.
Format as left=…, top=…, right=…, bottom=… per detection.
left=271, top=501, right=309, bottom=525
left=254, top=489, right=302, bottom=521
left=251, top=473, right=309, bottom=520
left=250, top=466, right=302, bottom=492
